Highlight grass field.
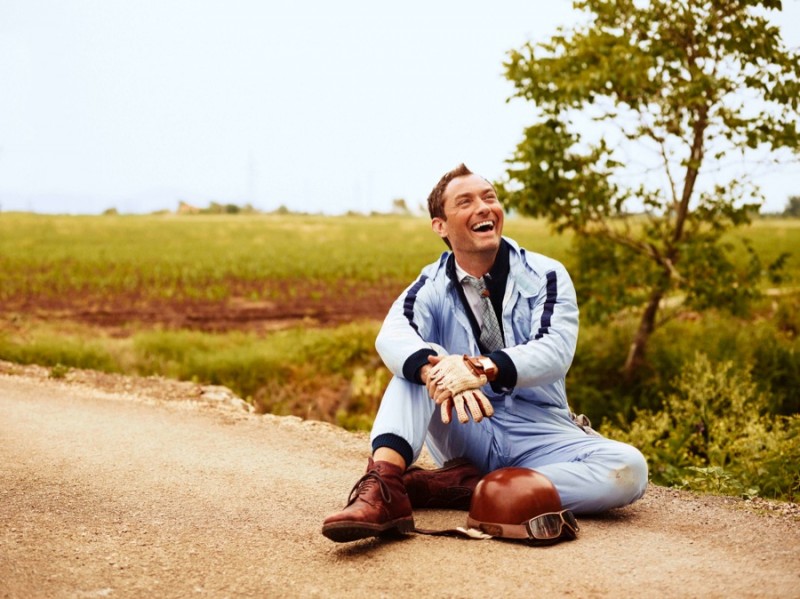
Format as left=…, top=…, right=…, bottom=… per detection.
left=0, top=213, right=567, bottom=300
left=1, top=212, right=796, bottom=302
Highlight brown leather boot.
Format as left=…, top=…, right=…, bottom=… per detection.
left=322, top=459, right=414, bottom=543
left=403, top=458, right=482, bottom=510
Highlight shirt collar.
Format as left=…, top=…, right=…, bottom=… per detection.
left=454, top=261, right=473, bottom=284
left=448, top=239, right=510, bottom=284
left=444, top=238, right=510, bottom=286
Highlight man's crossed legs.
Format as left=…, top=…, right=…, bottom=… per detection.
left=322, top=377, right=647, bottom=542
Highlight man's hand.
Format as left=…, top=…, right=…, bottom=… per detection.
left=422, top=356, right=450, bottom=406
left=422, top=355, right=495, bottom=424
left=440, top=389, right=494, bottom=424
left=427, top=354, right=487, bottom=397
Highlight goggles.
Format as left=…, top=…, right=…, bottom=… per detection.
left=525, top=509, right=579, bottom=544
left=465, top=508, right=580, bottom=543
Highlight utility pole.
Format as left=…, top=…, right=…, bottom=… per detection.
left=247, top=151, right=257, bottom=207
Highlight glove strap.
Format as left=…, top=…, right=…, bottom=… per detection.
left=465, top=356, right=498, bottom=382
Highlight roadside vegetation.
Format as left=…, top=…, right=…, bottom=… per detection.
left=1, top=212, right=798, bottom=501
left=495, top=0, right=800, bottom=502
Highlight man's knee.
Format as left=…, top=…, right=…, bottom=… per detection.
left=609, top=443, right=648, bottom=503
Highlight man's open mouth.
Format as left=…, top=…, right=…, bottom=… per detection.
left=472, top=221, right=495, bottom=233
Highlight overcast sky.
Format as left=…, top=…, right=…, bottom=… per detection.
left=1, top=0, right=798, bottom=215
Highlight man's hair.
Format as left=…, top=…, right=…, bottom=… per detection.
left=427, top=163, right=473, bottom=219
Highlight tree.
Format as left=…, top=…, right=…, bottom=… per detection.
left=500, top=0, right=799, bottom=379
left=783, top=196, right=800, bottom=217
left=391, top=198, right=411, bottom=215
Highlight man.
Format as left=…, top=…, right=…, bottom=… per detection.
left=322, top=164, right=648, bottom=543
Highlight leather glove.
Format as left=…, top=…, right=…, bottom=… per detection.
left=428, top=355, right=487, bottom=396
left=441, top=388, right=495, bottom=424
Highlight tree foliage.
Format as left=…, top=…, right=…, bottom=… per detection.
left=783, top=195, right=800, bottom=217
left=500, top=0, right=799, bottom=376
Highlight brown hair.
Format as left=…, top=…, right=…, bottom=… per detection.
left=427, top=163, right=473, bottom=219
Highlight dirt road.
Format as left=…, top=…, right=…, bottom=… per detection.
left=1, top=368, right=799, bottom=599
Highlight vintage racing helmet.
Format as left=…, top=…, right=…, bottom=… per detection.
left=465, top=467, right=579, bottom=544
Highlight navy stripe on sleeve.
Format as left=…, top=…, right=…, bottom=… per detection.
left=534, top=271, right=558, bottom=340
left=403, top=274, right=428, bottom=336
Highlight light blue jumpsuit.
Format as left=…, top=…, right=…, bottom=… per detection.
left=370, top=237, right=648, bottom=514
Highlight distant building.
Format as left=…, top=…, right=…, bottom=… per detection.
left=177, top=201, right=200, bottom=215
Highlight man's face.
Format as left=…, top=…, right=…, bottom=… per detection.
left=432, top=174, right=504, bottom=257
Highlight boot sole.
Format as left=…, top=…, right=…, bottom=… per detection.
left=322, top=516, right=415, bottom=543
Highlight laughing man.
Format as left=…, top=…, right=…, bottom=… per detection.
left=322, top=163, right=648, bottom=542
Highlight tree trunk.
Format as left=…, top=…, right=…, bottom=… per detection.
left=622, top=112, right=706, bottom=382
left=622, top=284, right=665, bottom=381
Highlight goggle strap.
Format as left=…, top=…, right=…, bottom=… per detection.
left=413, top=524, right=493, bottom=540
left=465, top=516, right=538, bottom=540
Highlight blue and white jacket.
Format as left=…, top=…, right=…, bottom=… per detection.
left=375, top=237, right=579, bottom=410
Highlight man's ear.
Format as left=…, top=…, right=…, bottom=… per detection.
left=431, top=217, right=447, bottom=240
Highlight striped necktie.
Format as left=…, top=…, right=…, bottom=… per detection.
left=463, top=275, right=504, bottom=351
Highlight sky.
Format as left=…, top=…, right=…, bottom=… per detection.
left=1, top=0, right=798, bottom=216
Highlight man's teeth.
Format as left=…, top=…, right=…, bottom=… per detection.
left=472, top=221, right=494, bottom=232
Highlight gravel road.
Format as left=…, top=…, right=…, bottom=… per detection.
left=1, top=367, right=799, bottom=598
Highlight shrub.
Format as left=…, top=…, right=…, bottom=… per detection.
left=602, top=353, right=800, bottom=501
left=568, top=295, right=800, bottom=424
left=0, top=331, right=119, bottom=373
left=131, top=322, right=386, bottom=426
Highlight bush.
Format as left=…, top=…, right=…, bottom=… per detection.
left=568, top=295, right=800, bottom=423
left=131, top=322, right=385, bottom=425
left=0, top=331, right=120, bottom=373
left=602, top=353, right=800, bottom=501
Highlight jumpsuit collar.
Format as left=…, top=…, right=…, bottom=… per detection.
left=445, top=239, right=511, bottom=353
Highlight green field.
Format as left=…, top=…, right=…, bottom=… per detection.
left=1, top=212, right=796, bottom=302
left=0, top=213, right=571, bottom=303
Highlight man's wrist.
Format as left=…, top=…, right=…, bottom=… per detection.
left=486, top=350, right=516, bottom=390
left=419, top=364, right=432, bottom=384
left=405, top=348, right=438, bottom=384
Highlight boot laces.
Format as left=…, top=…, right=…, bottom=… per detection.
left=347, top=469, right=392, bottom=506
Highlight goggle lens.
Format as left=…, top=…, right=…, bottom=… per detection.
left=526, top=510, right=579, bottom=541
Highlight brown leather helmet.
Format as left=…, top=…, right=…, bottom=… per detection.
left=466, top=467, right=579, bottom=544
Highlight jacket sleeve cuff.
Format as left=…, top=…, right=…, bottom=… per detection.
left=403, top=348, right=438, bottom=384
left=487, top=350, right=517, bottom=392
